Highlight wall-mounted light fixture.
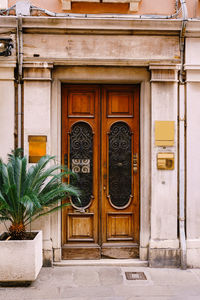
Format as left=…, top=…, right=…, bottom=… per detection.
left=0, top=38, right=13, bottom=56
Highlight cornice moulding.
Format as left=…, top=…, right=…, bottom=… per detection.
left=7, top=17, right=182, bottom=33
left=23, top=58, right=180, bottom=67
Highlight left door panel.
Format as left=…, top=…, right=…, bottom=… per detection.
left=61, top=85, right=100, bottom=259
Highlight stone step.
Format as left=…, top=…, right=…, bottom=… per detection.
left=54, top=259, right=148, bottom=267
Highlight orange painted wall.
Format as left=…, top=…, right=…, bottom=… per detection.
left=8, top=0, right=200, bottom=17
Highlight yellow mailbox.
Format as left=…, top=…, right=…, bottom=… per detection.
left=157, top=153, right=174, bottom=170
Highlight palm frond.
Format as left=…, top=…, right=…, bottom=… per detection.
left=0, top=149, right=81, bottom=238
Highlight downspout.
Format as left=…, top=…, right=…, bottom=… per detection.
left=179, top=0, right=188, bottom=270
left=17, top=15, right=23, bottom=149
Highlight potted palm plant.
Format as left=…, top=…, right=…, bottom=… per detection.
left=0, top=149, right=79, bottom=285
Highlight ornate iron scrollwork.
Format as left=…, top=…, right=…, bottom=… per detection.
left=0, top=39, right=13, bottom=56
left=108, top=122, right=132, bottom=208
left=72, top=159, right=90, bottom=174
left=70, top=122, right=93, bottom=209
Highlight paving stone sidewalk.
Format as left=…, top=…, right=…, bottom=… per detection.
left=1, top=266, right=200, bottom=300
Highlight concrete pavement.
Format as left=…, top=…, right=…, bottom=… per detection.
left=1, top=263, right=200, bottom=300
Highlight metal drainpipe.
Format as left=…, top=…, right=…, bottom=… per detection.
left=17, top=15, right=23, bottom=149
left=179, top=0, right=188, bottom=270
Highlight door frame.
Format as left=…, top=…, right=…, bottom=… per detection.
left=51, top=66, right=151, bottom=261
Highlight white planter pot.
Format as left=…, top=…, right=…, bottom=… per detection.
left=0, top=230, right=42, bottom=283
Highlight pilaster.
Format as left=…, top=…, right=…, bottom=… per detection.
left=23, top=62, right=54, bottom=265
left=149, top=65, right=179, bottom=267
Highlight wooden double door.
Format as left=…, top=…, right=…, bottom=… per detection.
left=62, top=84, right=140, bottom=259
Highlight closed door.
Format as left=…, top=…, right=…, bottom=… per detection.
left=62, top=84, right=140, bottom=259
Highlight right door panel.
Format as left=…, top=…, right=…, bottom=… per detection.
left=101, top=85, right=140, bottom=258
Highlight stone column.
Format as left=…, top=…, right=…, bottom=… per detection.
left=149, top=65, right=179, bottom=267
left=23, top=62, right=54, bottom=266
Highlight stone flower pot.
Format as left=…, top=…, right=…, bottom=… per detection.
left=0, top=230, right=42, bottom=284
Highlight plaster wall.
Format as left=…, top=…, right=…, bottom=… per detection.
left=0, top=67, right=15, bottom=162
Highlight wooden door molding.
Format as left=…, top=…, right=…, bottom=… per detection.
left=61, top=84, right=140, bottom=259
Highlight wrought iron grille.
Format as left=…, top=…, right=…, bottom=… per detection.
left=70, top=122, right=93, bottom=208
left=109, top=122, right=132, bottom=208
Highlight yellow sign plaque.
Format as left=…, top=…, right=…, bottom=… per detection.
left=28, top=135, right=47, bottom=163
left=155, top=121, right=175, bottom=146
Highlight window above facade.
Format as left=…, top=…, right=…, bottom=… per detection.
left=62, top=0, right=141, bottom=11
left=0, top=0, right=8, bottom=9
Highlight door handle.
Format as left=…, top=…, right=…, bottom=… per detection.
left=133, top=153, right=138, bottom=174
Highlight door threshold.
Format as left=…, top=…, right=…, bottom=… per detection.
left=53, top=259, right=148, bottom=267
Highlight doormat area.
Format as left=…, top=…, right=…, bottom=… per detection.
left=125, top=272, right=147, bottom=280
